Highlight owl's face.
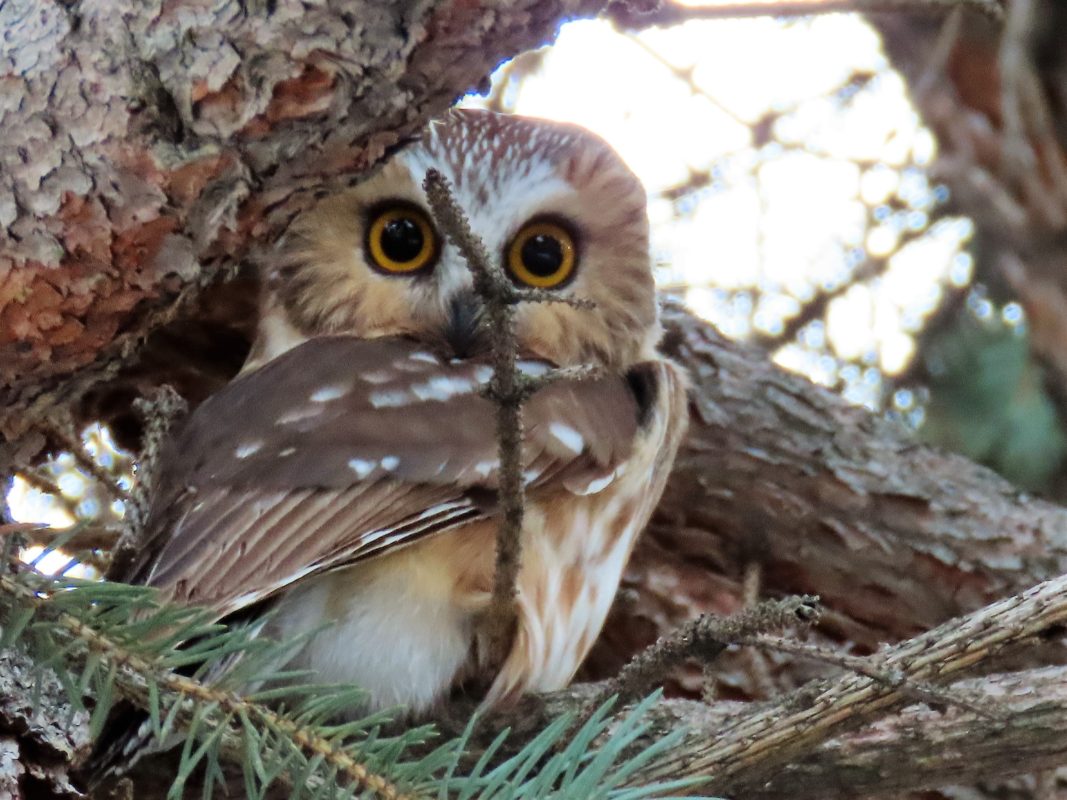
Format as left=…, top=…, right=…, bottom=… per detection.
left=262, top=109, right=658, bottom=370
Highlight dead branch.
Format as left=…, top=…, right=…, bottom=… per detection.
left=609, top=0, right=1003, bottom=29
left=614, top=307, right=1067, bottom=666
left=634, top=570, right=1067, bottom=791
left=622, top=665, right=1067, bottom=799
left=744, top=633, right=1001, bottom=719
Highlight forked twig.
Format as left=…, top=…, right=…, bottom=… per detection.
left=422, top=169, right=594, bottom=665
left=745, top=634, right=1003, bottom=720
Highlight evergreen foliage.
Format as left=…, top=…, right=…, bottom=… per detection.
left=0, top=567, right=703, bottom=799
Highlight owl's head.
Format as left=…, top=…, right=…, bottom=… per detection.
left=258, top=109, right=658, bottom=371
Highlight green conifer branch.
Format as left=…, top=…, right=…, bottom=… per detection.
left=0, top=572, right=413, bottom=800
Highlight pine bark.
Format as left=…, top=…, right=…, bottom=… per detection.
left=0, top=0, right=601, bottom=446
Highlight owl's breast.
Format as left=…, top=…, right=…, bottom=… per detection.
left=263, top=538, right=487, bottom=713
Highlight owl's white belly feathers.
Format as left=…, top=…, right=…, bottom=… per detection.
left=267, top=551, right=474, bottom=713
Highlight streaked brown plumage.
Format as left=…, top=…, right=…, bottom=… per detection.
left=127, top=108, right=688, bottom=713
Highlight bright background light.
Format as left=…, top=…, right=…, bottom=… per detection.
left=463, top=14, right=973, bottom=411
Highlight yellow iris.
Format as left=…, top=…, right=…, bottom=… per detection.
left=506, top=221, right=576, bottom=288
left=366, top=206, right=437, bottom=273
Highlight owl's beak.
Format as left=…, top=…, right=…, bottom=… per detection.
left=443, top=289, right=488, bottom=359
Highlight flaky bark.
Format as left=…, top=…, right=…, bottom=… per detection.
left=0, top=0, right=601, bottom=444
left=585, top=307, right=1067, bottom=686
left=641, top=666, right=1067, bottom=799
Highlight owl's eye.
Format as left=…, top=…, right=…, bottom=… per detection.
left=506, top=221, right=577, bottom=288
left=366, top=205, right=437, bottom=274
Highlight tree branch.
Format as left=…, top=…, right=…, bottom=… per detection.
left=642, top=666, right=1067, bottom=799
left=422, top=169, right=596, bottom=667
left=0, top=0, right=604, bottom=453
left=609, top=0, right=1003, bottom=29
left=637, top=570, right=1067, bottom=791
left=610, top=307, right=1067, bottom=665
left=597, top=595, right=819, bottom=710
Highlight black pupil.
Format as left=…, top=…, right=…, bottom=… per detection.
left=380, top=217, right=424, bottom=263
left=521, top=234, right=564, bottom=277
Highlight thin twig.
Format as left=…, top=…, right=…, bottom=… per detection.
left=16, top=468, right=64, bottom=499
left=745, top=634, right=1003, bottom=720
left=422, top=169, right=593, bottom=665
left=637, top=571, right=1067, bottom=790
left=108, top=387, right=187, bottom=580
left=738, top=562, right=778, bottom=700
left=422, top=170, right=529, bottom=663
left=998, top=0, right=1036, bottom=177
left=38, top=415, right=126, bottom=502
left=599, top=595, right=820, bottom=710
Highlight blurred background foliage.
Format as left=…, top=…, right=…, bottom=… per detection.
left=9, top=8, right=1067, bottom=561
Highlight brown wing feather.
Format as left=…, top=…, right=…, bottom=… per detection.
left=128, top=336, right=642, bottom=616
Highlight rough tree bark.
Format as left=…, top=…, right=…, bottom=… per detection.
left=0, top=0, right=600, bottom=450
left=586, top=306, right=1067, bottom=693
left=4, top=0, right=1067, bottom=797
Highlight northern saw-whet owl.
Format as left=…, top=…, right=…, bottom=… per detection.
left=125, top=108, right=688, bottom=713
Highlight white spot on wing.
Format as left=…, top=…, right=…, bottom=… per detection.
left=519, top=360, right=550, bottom=377
left=380, top=456, right=400, bottom=471
left=310, top=384, right=348, bottom=402
left=411, top=376, right=473, bottom=402
left=369, top=390, right=411, bottom=408
left=361, top=370, right=393, bottom=385
left=277, top=406, right=322, bottom=425
left=235, top=441, right=262, bottom=459
left=472, top=460, right=494, bottom=478
left=279, top=447, right=296, bottom=457
left=348, top=458, right=376, bottom=478
left=409, top=351, right=439, bottom=364
left=548, top=423, right=584, bottom=454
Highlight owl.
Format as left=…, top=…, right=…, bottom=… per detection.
left=125, top=108, right=688, bottom=713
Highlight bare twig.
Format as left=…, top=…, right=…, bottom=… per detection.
left=38, top=416, right=125, bottom=502
left=745, top=634, right=1002, bottom=719
left=7, top=523, right=121, bottom=553
left=422, top=169, right=593, bottom=665
left=598, top=595, right=820, bottom=711
left=15, top=468, right=64, bottom=500
left=107, top=387, right=187, bottom=580
left=999, top=0, right=1037, bottom=177
left=422, top=170, right=530, bottom=663
left=913, top=5, right=964, bottom=98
